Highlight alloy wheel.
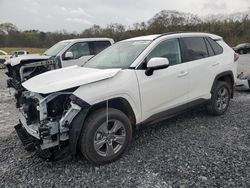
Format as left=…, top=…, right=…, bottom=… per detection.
left=94, top=119, right=126, bottom=157
left=216, top=87, right=229, bottom=111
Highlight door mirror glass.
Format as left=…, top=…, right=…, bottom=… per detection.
left=145, top=57, right=169, bottom=76
left=64, top=51, right=73, bottom=60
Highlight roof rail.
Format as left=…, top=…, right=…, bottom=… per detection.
left=153, top=31, right=208, bottom=40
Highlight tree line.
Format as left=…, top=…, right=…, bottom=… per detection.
left=0, top=10, right=250, bottom=48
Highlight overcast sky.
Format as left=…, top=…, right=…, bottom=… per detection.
left=0, top=0, right=249, bottom=32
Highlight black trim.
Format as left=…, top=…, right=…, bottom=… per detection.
left=211, top=71, right=235, bottom=97
left=69, top=95, right=90, bottom=108
left=69, top=108, right=90, bottom=155
left=140, top=98, right=208, bottom=126
left=145, top=64, right=169, bottom=76
left=128, top=67, right=136, bottom=70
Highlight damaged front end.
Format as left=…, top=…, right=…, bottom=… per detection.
left=6, top=58, right=59, bottom=108
left=15, top=91, right=89, bottom=160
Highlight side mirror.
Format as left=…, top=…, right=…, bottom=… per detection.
left=145, top=57, right=169, bottom=76
left=64, top=51, right=74, bottom=60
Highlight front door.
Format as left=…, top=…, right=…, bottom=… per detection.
left=135, top=38, right=189, bottom=121
left=61, top=42, right=93, bottom=67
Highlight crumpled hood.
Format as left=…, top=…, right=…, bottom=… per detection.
left=22, top=66, right=121, bottom=94
left=6, top=54, right=50, bottom=66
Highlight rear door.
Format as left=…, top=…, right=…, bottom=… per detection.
left=181, top=37, right=221, bottom=101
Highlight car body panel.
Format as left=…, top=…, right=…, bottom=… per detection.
left=22, top=66, right=121, bottom=94
left=73, top=69, right=142, bottom=122
left=7, top=54, right=50, bottom=66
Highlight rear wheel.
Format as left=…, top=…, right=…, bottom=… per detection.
left=80, top=108, right=132, bottom=165
left=207, top=81, right=231, bottom=116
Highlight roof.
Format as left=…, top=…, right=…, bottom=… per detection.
left=123, top=32, right=222, bottom=42
left=59, top=38, right=114, bottom=43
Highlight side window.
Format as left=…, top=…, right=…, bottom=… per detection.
left=90, top=41, right=111, bottom=55
left=206, top=37, right=223, bottom=55
left=182, top=37, right=208, bottom=62
left=204, top=38, right=215, bottom=56
left=146, top=38, right=182, bottom=66
left=18, top=51, right=25, bottom=55
left=66, top=42, right=90, bottom=60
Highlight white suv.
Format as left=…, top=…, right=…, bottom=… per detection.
left=15, top=32, right=237, bottom=165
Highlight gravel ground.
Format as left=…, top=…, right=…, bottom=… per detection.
left=0, top=56, right=250, bottom=188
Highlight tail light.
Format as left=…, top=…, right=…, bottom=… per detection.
left=234, top=53, right=240, bottom=62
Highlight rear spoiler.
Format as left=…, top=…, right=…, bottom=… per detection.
left=209, top=34, right=223, bottom=41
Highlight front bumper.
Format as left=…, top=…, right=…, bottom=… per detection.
left=18, top=109, right=60, bottom=150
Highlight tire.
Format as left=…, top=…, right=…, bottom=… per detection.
left=207, top=81, right=231, bottom=116
left=80, top=108, right=132, bottom=165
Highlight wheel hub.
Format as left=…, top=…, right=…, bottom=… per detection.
left=94, top=119, right=126, bottom=157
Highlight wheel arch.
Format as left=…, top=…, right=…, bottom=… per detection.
left=69, top=97, right=136, bottom=156
left=211, top=71, right=235, bottom=98
left=88, top=97, right=136, bottom=126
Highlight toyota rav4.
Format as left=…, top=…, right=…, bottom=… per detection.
left=15, top=32, right=238, bottom=165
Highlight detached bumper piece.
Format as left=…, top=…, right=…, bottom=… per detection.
left=15, top=123, right=72, bottom=161
left=236, top=73, right=250, bottom=91
left=7, top=78, right=22, bottom=91
left=14, top=123, right=36, bottom=152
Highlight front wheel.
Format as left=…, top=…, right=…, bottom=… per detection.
left=207, top=81, right=231, bottom=116
left=80, top=108, right=132, bottom=165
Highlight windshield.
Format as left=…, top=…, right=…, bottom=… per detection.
left=43, top=41, right=70, bottom=56
left=84, top=40, right=151, bottom=69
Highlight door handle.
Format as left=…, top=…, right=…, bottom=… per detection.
left=212, top=62, right=219, bottom=67
left=178, top=71, right=188, bottom=78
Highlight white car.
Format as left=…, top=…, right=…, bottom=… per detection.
left=15, top=32, right=237, bottom=164
left=5, top=38, right=114, bottom=107
left=0, top=50, right=11, bottom=68
left=10, top=50, right=29, bottom=58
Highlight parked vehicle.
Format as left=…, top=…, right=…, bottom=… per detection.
left=233, top=43, right=250, bottom=54
left=10, top=50, right=29, bottom=58
left=0, top=50, right=11, bottom=69
left=5, top=38, right=114, bottom=107
left=15, top=32, right=237, bottom=165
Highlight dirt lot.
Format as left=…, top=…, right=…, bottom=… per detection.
left=0, top=56, right=250, bottom=187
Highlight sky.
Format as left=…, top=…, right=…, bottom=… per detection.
left=0, top=0, right=249, bottom=32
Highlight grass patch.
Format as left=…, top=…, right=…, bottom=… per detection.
left=0, top=47, right=47, bottom=54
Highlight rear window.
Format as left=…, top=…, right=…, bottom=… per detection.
left=90, top=41, right=111, bottom=55
left=18, top=51, right=25, bottom=55
left=206, top=37, right=223, bottom=55
left=182, top=37, right=208, bottom=62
